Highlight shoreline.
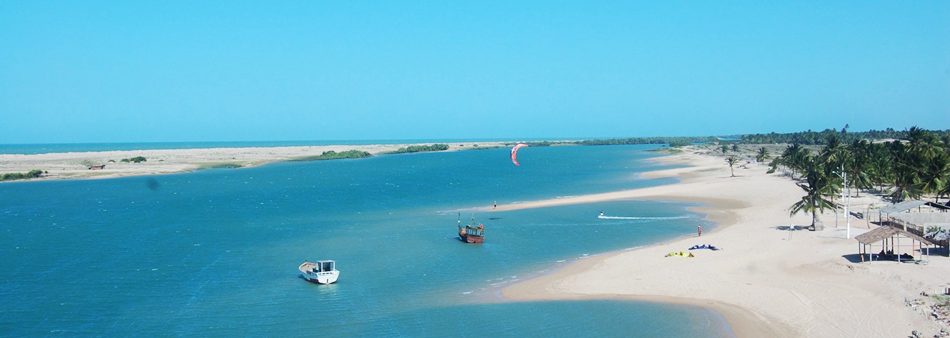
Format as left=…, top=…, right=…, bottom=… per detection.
left=498, top=148, right=949, bottom=337
left=0, top=142, right=513, bottom=182
left=498, top=196, right=784, bottom=338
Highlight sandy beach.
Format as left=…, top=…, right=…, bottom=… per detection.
left=0, top=142, right=508, bottom=181
left=500, top=148, right=950, bottom=337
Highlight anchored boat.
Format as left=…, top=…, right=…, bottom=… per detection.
left=299, top=260, right=340, bottom=284
left=457, top=214, right=485, bottom=244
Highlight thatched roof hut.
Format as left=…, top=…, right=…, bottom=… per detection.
left=854, top=226, right=938, bottom=263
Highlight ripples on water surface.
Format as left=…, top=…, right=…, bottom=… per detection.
left=0, top=145, right=732, bottom=337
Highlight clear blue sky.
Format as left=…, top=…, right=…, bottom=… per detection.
left=1, top=1, right=948, bottom=143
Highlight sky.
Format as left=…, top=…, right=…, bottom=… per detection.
left=1, top=1, right=948, bottom=144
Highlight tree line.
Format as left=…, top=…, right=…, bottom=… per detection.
left=765, top=127, right=950, bottom=229
left=740, top=128, right=950, bottom=145
left=577, top=136, right=717, bottom=147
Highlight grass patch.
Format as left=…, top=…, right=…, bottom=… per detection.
left=933, top=294, right=950, bottom=307
left=198, top=162, right=244, bottom=170
left=648, top=147, right=684, bottom=154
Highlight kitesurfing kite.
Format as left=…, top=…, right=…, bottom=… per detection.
left=510, top=143, right=528, bottom=166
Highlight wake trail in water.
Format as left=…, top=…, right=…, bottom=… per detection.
left=597, top=215, right=690, bottom=220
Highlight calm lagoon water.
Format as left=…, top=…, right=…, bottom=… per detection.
left=0, top=138, right=560, bottom=155
left=0, top=145, right=732, bottom=337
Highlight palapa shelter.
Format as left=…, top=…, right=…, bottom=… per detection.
left=879, top=200, right=930, bottom=215
left=854, top=226, right=938, bottom=263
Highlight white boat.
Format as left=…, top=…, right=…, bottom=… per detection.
left=299, top=260, right=340, bottom=284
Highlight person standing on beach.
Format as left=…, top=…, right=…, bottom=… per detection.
left=697, top=224, right=703, bottom=237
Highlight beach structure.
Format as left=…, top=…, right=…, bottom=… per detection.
left=878, top=200, right=949, bottom=223
left=855, top=226, right=940, bottom=263
left=874, top=200, right=950, bottom=254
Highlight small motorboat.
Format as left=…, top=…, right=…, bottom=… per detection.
left=299, top=260, right=340, bottom=284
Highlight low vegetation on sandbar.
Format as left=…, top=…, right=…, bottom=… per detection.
left=1, top=170, right=44, bottom=181
left=120, top=156, right=147, bottom=163
left=198, top=162, right=243, bottom=170
left=389, top=144, right=450, bottom=154
left=292, top=150, right=372, bottom=161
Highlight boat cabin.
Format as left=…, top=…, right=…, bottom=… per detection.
left=312, top=260, right=336, bottom=272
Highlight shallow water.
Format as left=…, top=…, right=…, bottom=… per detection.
left=0, top=145, right=732, bottom=337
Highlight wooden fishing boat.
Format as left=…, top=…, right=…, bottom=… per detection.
left=457, top=214, right=485, bottom=244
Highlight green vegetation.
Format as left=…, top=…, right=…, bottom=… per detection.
left=756, top=147, right=770, bottom=163
left=120, top=156, right=147, bottom=163
left=390, top=144, right=450, bottom=154
left=648, top=147, right=684, bottom=154
left=738, top=127, right=950, bottom=145
left=1, top=169, right=44, bottom=181
left=577, top=136, right=716, bottom=147
left=764, top=127, right=950, bottom=229
left=667, top=139, right=693, bottom=147
left=725, top=156, right=738, bottom=177
left=293, top=150, right=372, bottom=161
left=787, top=154, right=840, bottom=230
left=198, top=162, right=243, bottom=169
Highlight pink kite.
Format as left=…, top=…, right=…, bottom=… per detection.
left=510, top=143, right=528, bottom=166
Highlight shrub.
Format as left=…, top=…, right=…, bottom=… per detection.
left=293, top=150, right=372, bottom=161
left=1, top=169, right=44, bottom=181
left=391, top=144, right=450, bottom=154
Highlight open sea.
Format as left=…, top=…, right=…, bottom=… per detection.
left=0, top=144, right=733, bottom=337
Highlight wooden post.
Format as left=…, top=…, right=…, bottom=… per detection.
left=894, top=232, right=901, bottom=263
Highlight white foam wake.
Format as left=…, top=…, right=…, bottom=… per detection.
left=597, top=215, right=690, bottom=220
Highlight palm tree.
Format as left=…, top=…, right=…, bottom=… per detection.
left=786, top=144, right=811, bottom=177
left=756, top=147, right=769, bottom=163
left=731, top=144, right=739, bottom=152
left=868, top=143, right=893, bottom=193
left=917, top=151, right=950, bottom=203
left=889, top=141, right=922, bottom=202
left=726, top=156, right=738, bottom=177
left=940, top=179, right=950, bottom=204
left=820, top=133, right=848, bottom=170
left=790, top=155, right=839, bottom=230
left=720, top=144, right=729, bottom=154
left=845, top=140, right=872, bottom=197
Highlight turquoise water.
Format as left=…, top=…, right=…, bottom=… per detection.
left=0, top=145, right=732, bottom=337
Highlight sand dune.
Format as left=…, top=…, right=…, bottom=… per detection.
left=0, top=142, right=507, bottom=181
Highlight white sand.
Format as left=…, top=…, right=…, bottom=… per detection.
left=501, top=149, right=950, bottom=337
left=0, top=142, right=507, bottom=181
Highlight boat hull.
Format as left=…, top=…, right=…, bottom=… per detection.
left=459, top=234, right=484, bottom=244
left=302, top=271, right=340, bottom=284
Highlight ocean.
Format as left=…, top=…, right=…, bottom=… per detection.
left=0, top=144, right=732, bottom=337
